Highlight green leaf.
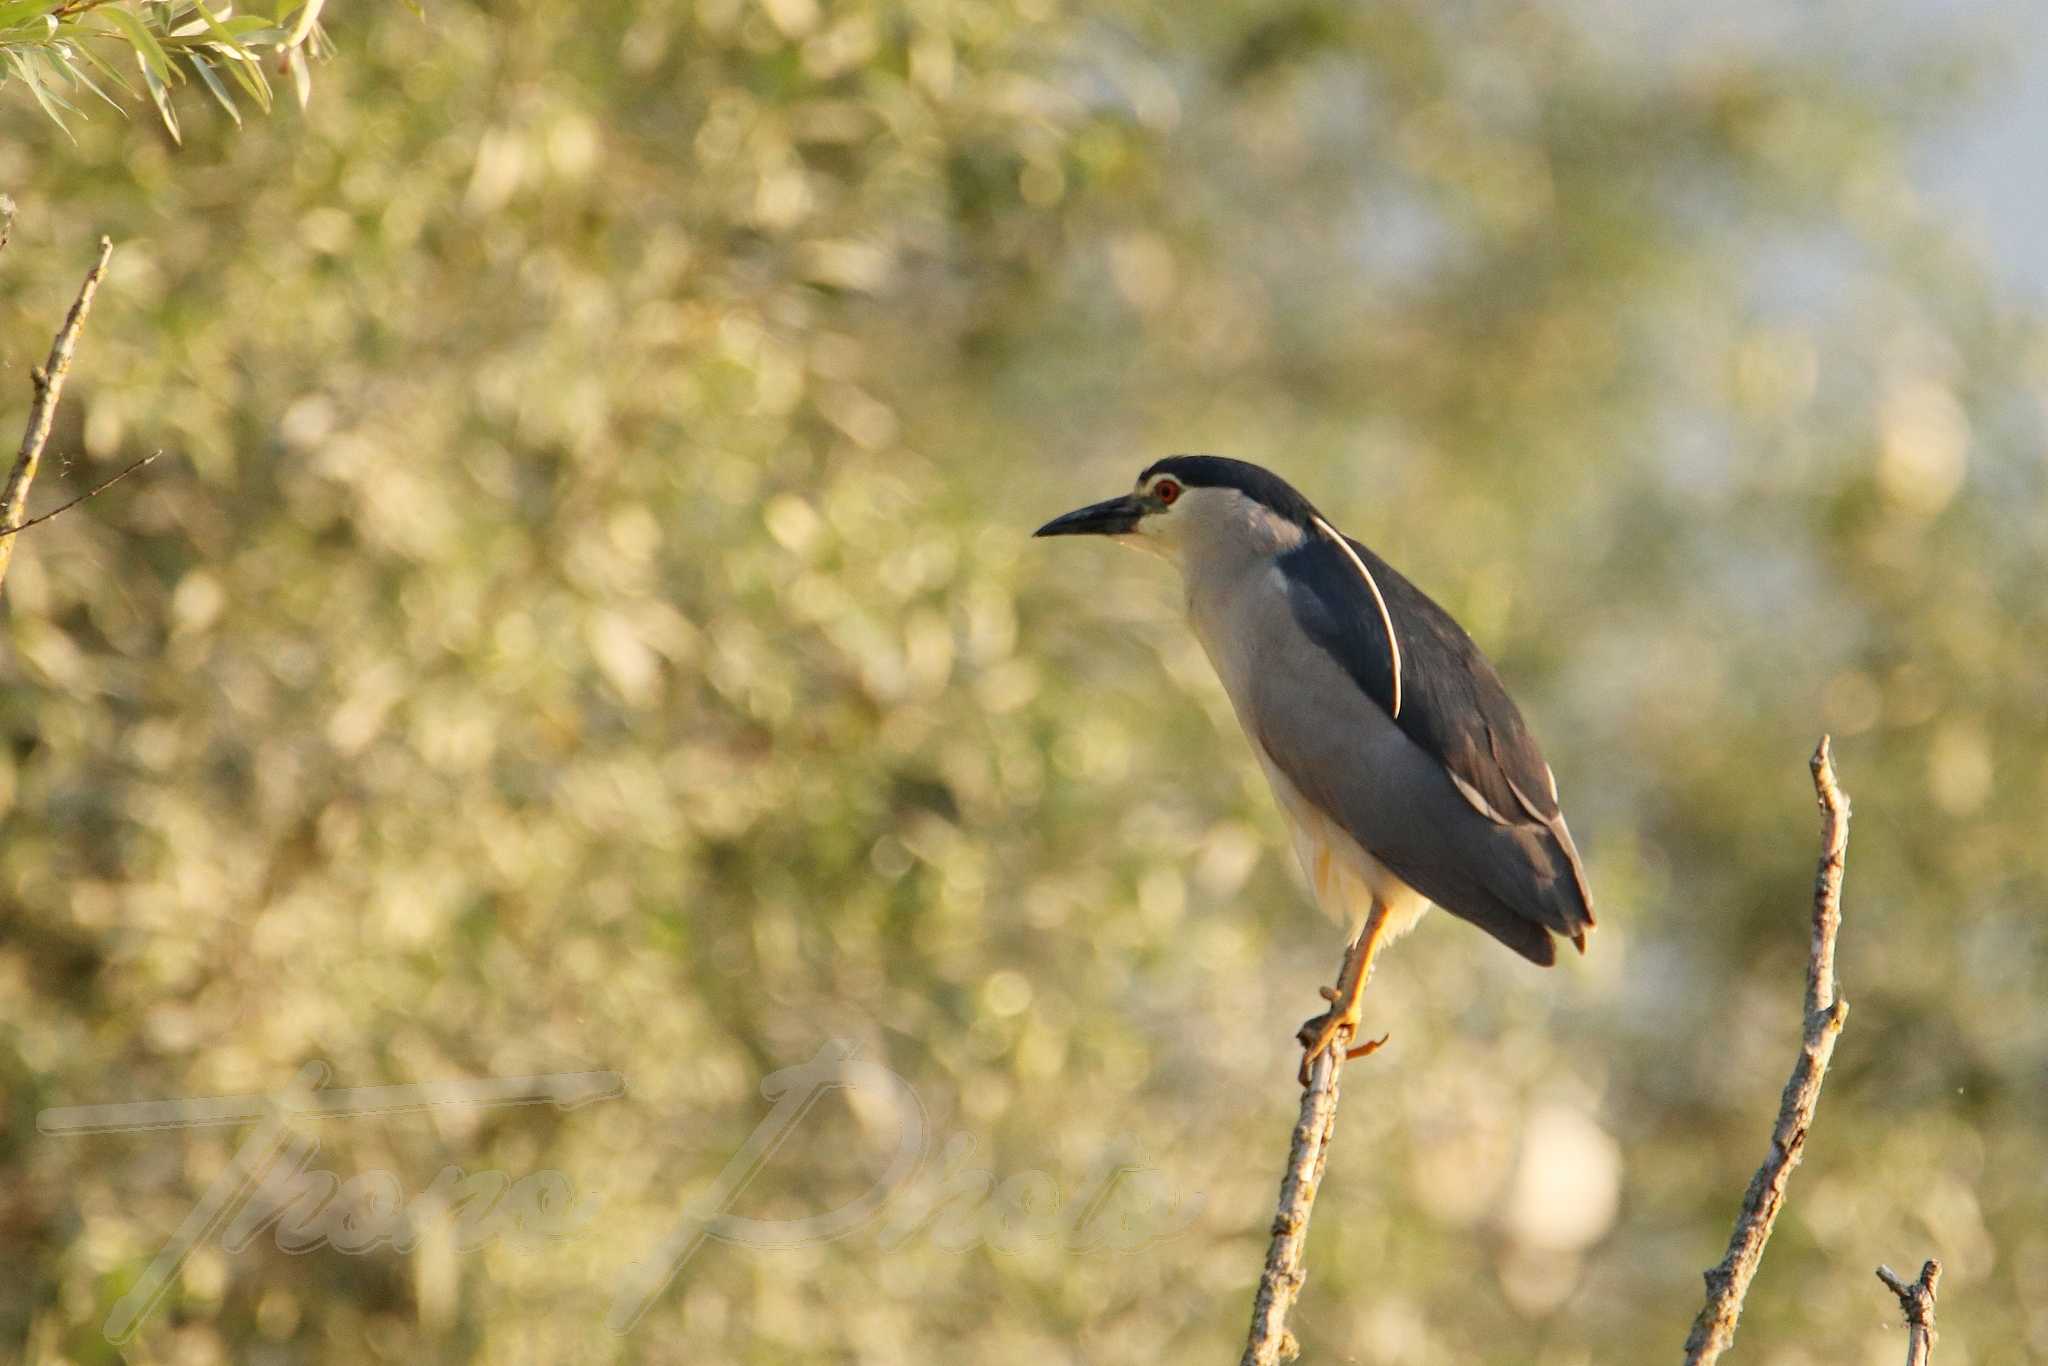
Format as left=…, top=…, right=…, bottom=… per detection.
left=98, top=2, right=174, bottom=84
left=62, top=27, right=140, bottom=100
left=172, top=5, right=274, bottom=114
left=217, top=15, right=283, bottom=40
left=211, top=39, right=271, bottom=109
left=55, top=38, right=130, bottom=112
left=136, top=44, right=180, bottom=141
left=186, top=46, right=240, bottom=125
left=5, top=49, right=78, bottom=137
left=279, top=0, right=322, bottom=46
left=0, top=0, right=55, bottom=28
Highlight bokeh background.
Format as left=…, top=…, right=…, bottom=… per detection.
left=4, top=0, right=2047, bottom=1361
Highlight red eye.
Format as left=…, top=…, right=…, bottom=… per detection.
left=1155, top=479, right=1181, bottom=505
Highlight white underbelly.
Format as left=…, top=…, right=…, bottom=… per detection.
left=1252, top=744, right=1433, bottom=943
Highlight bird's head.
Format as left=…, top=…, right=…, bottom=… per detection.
left=1033, top=455, right=1321, bottom=568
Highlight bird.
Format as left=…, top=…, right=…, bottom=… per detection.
left=1035, top=456, right=1595, bottom=1083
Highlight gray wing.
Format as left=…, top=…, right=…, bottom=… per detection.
left=1252, top=535, right=1595, bottom=964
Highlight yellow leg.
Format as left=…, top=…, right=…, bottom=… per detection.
left=1296, top=901, right=1393, bottom=1085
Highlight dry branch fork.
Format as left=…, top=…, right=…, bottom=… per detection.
left=0, top=234, right=155, bottom=595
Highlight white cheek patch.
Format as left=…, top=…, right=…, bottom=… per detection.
left=1129, top=519, right=1174, bottom=559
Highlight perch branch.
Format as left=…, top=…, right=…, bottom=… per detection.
left=1682, top=735, right=1853, bottom=1364
left=0, top=235, right=114, bottom=596
left=1240, top=961, right=1353, bottom=1365
left=1877, top=1260, right=1941, bottom=1366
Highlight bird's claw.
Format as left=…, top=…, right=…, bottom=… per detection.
left=1295, top=1009, right=1388, bottom=1085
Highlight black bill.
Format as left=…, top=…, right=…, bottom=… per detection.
left=1032, top=494, right=1147, bottom=538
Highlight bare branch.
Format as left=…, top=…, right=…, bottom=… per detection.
left=0, top=450, right=158, bottom=540
left=1240, top=966, right=1353, bottom=1365
left=1877, top=1260, right=1942, bottom=1366
left=1682, top=736, right=1853, bottom=1364
left=0, top=235, right=113, bottom=597
left=1803, top=736, right=1848, bottom=1019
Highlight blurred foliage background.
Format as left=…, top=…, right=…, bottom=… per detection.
left=3, top=0, right=2046, bottom=1362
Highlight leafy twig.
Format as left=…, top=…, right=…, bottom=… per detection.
left=1682, top=736, right=1853, bottom=1364
left=5, top=0, right=329, bottom=135
left=1877, top=1260, right=1942, bottom=1366
left=0, top=235, right=113, bottom=596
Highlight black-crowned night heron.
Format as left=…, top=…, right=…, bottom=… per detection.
left=1036, top=456, right=1595, bottom=1082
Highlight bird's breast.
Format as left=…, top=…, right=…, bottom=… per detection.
left=1183, top=561, right=1431, bottom=938
left=1182, top=559, right=1288, bottom=709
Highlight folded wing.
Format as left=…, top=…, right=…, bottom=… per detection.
left=1253, top=528, right=1596, bottom=963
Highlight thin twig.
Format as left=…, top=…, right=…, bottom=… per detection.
left=1682, top=736, right=1853, bottom=1364
left=1240, top=969, right=1352, bottom=1365
left=46, top=0, right=127, bottom=19
left=0, top=235, right=113, bottom=596
left=0, top=450, right=158, bottom=540
left=1877, top=1260, right=1942, bottom=1366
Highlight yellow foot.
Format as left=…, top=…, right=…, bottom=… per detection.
left=1296, top=1008, right=1390, bottom=1085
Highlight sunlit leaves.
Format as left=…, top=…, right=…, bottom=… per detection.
left=1, top=0, right=323, bottom=135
